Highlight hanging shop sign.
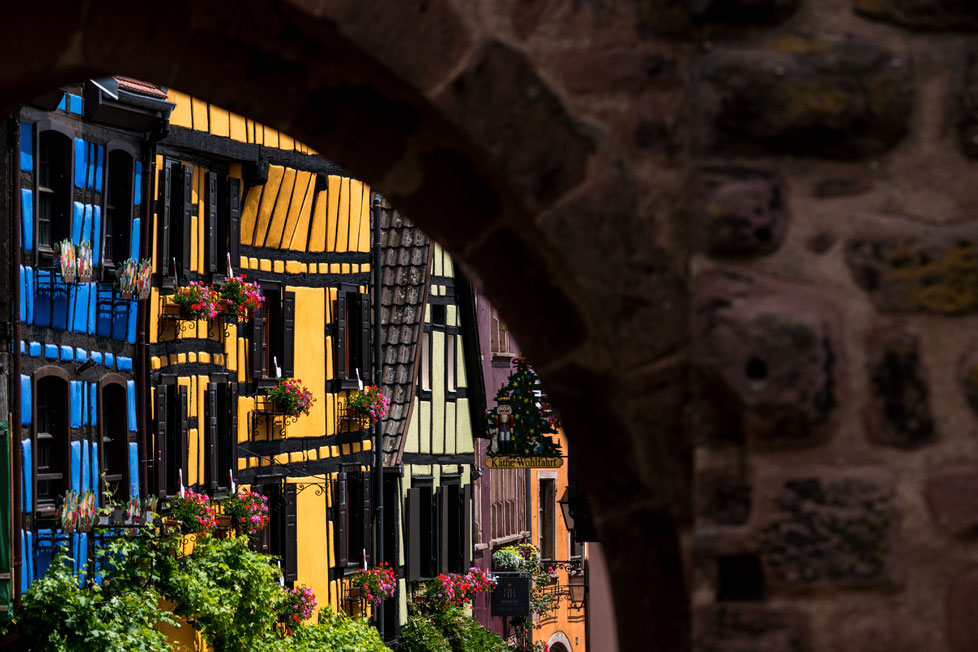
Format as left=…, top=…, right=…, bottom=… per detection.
left=491, top=575, right=531, bottom=618
left=486, top=357, right=563, bottom=466
left=485, top=455, right=562, bottom=469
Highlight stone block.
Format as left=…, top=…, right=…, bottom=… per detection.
left=856, top=0, right=978, bottom=31
left=693, top=38, right=913, bottom=158
left=692, top=271, right=842, bottom=449
left=959, top=51, right=978, bottom=158
left=694, top=604, right=812, bottom=652
left=435, top=41, right=593, bottom=211
left=689, top=166, right=787, bottom=257
left=551, top=47, right=677, bottom=95
left=946, top=567, right=978, bottom=652
left=925, top=463, right=978, bottom=535
left=638, top=0, right=800, bottom=35
left=833, top=610, right=925, bottom=652
left=846, top=216, right=978, bottom=314
left=864, top=328, right=934, bottom=448
left=958, top=349, right=978, bottom=414
left=696, top=471, right=752, bottom=525
left=756, top=468, right=899, bottom=591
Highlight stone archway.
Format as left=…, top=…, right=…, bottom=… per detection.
left=4, top=2, right=975, bottom=651
left=0, top=3, right=690, bottom=649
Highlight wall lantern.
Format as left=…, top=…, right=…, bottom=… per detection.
left=557, top=488, right=574, bottom=532
left=567, top=573, right=586, bottom=607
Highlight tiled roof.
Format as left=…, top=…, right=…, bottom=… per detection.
left=380, top=200, right=431, bottom=466
left=115, top=76, right=169, bottom=99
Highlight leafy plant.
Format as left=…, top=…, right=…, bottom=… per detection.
left=19, top=543, right=176, bottom=652
left=161, top=536, right=283, bottom=652
left=266, top=377, right=315, bottom=417
left=399, top=613, right=451, bottom=652
left=283, top=608, right=388, bottom=651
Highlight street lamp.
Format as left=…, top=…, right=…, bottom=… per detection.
left=567, top=572, right=586, bottom=607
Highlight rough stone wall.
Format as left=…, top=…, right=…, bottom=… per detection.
left=686, top=3, right=978, bottom=651
left=0, top=1, right=976, bottom=650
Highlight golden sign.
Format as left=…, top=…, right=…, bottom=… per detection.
left=485, top=456, right=563, bottom=469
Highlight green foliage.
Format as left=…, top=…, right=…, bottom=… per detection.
left=161, top=536, right=283, bottom=652
left=19, top=544, right=175, bottom=652
left=402, top=607, right=506, bottom=652
left=284, top=608, right=388, bottom=651
left=399, top=614, right=451, bottom=652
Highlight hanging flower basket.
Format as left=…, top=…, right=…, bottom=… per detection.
left=217, top=274, right=263, bottom=318
left=221, top=488, right=269, bottom=535
left=76, top=240, right=93, bottom=283
left=277, top=585, right=317, bottom=634
left=265, top=378, right=315, bottom=417
left=346, top=385, right=390, bottom=424
left=172, top=281, right=220, bottom=319
left=350, top=562, right=397, bottom=605
left=59, top=490, right=97, bottom=534
left=117, top=257, right=152, bottom=299
left=57, top=239, right=76, bottom=282
left=167, top=489, right=218, bottom=536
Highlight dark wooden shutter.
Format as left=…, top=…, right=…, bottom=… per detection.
left=181, top=165, right=193, bottom=278
left=206, top=172, right=218, bottom=274
left=439, top=487, right=449, bottom=574
left=251, top=305, right=265, bottom=379
left=337, top=472, right=349, bottom=567
left=228, top=177, right=241, bottom=265
left=406, top=487, right=421, bottom=581
left=362, top=472, right=372, bottom=566
left=155, top=387, right=167, bottom=500
left=179, top=386, right=189, bottom=490
left=227, top=383, right=238, bottom=484
left=359, top=293, right=371, bottom=383
left=335, top=291, right=347, bottom=381
left=157, top=165, right=171, bottom=279
left=206, top=383, right=218, bottom=495
left=463, top=484, right=472, bottom=570
left=284, top=483, right=298, bottom=584
left=282, top=291, right=295, bottom=378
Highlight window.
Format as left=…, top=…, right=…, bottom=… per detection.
left=255, top=480, right=298, bottom=586
left=406, top=480, right=471, bottom=580
left=36, top=129, right=72, bottom=262
left=100, top=379, right=129, bottom=503
left=35, top=371, right=69, bottom=514
left=104, top=149, right=133, bottom=268
left=205, top=380, right=238, bottom=495
left=205, top=172, right=241, bottom=280
left=335, top=285, right=370, bottom=388
left=154, top=381, right=188, bottom=498
left=489, top=307, right=513, bottom=360
left=156, top=160, right=193, bottom=283
left=538, top=478, right=556, bottom=560
left=251, top=285, right=295, bottom=380
left=490, top=468, right=525, bottom=543
left=336, top=468, right=371, bottom=568
left=420, top=332, right=431, bottom=393
left=446, top=334, right=456, bottom=393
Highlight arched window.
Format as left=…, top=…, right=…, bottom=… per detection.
left=100, top=378, right=129, bottom=502
left=104, top=149, right=134, bottom=268
left=35, top=370, right=69, bottom=514
left=37, top=129, right=72, bottom=260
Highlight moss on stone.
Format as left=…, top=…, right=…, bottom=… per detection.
left=884, top=243, right=978, bottom=313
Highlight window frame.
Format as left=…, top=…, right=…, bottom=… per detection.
left=102, top=144, right=137, bottom=271
left=335, top=284, right=370, bottom=389
left=98, top=374, right=130, bottom=503
left=34, top=122, right=74, bottom=267
left=251, top=283, right=295, bottom=381
left=537, top=474, right=557, bottom=561
left=33, top=366, right=71, bottom=516
left=336, top=466, right=372, bottom=570
left=154, top=378, right=188, bottom=499
left=205, top=378, right=238, bottom=496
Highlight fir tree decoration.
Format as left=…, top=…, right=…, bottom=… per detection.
left=487, top=357, right=562, bottom=458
